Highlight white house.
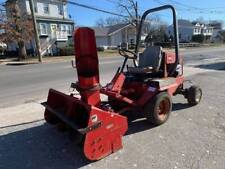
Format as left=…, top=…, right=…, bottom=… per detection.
left=93, top=23, right=147, bottom=48
left=5, top=0, right=74, bottom=56
left=209, top=21, right=224, bottom=43
left=167, top=19, right=213, bottom=42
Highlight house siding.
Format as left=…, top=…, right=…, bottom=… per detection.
left=167, top=21, right=214, bottom=42
left=5, top=0, right=74, bottom=55
left=110, top=31, right=123, bottom=47
left=96, top=36, right=109, bottom=47
left=167, top=25, right=193, bottom=42
left=25, top=0, right=68, bottom=19
left=93, top=24, right=144, bottom=48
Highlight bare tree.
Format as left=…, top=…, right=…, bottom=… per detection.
left=0, top=1, right=34, bottom=60
left=95, top=16, right=125, bottom=27
left=95, top=18, right=106, bottom=27
left=95, top=0, right=139, bottom=27
left=118, top=0, right=139, bottom=32
left=95, top=1, right=168, bottom=45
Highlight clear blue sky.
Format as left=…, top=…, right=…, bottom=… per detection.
left=67, top=0, right=225, bottom=26
left=1, top=0, right=225, bottom=26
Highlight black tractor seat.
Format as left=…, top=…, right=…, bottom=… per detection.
left=127, top=46, right=163, bottom=77
left=127, top=66, right=154, bottom=74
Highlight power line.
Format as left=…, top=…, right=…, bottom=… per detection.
left=168, top=0, right=225, bottom=10
left=103, top=0, right=119, bottom=5
left=166, top=0, right=201, bottom=10
left=67, top=0, right=129, bottom=18
left=165, top=0, right=225, bottom=14
left=104, top=0, right=171, bottom=19
left=152, top=0, right=225, bottom=15
left=202, top=7, right=225, bottom=9
left=67, top=0, right=224, bottom=27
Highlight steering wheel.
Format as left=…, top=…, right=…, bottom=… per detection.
left=119, top=48, right=137, bottom=59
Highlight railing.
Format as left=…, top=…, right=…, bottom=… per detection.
left=56, top=31, right=68, bottom=41
left=154, top=42, right=201, bottom=48
left=179, top=43, right=201, bottom=48
left=40, top=37, right=56, bottom=56
left=39, top=31, right=69, bottom=56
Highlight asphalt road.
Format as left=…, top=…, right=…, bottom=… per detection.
left=0, top=46, right=225, bottom=108
left=0, top=46, right=225, bottom=169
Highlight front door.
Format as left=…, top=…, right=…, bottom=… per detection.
left=51, top=24, right=57, bottom=38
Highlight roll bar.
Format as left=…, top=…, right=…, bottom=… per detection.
left=135, top=5, right=180, bottom=75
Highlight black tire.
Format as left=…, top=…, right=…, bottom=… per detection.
left=187, top=85, right=202, bottom=106
left=144, top=92, right=172, bottom=126
left=44, top=111, right=60, bottom=125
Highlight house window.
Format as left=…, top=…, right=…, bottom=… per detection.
left=58, top=4, right=63, bottom=15
left=61, top=25, right=67, bottom=32
left=40, top=23, right=47, bottom=35
left=34, top=2, right=38, bottom=13
left=194, top=28, right=198, bottom=33
left=130, top=39, right=134, bottom=44
left=43, top=3, right=49, bottom=14
left=67, top=25, right=73, bottom=35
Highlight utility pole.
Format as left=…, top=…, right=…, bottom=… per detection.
left=122, top=1, right=139, bottom=36
left=135, top=1, right=138, bottom=36
left=29, top=0, right=42, bottom=62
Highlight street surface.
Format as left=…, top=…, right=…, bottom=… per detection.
left=0, top=46, right=225, bottom=108
left=0, top=46, right=225, bottom=169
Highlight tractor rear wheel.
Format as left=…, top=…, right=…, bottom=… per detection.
left=187, top=85, right=202, bottom=106
left=144, top=92, right=172, bottom=126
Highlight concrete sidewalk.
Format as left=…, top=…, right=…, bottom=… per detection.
left=1, top=68, right=225, bottom=169
left=0, top=102, right=44, bottom=130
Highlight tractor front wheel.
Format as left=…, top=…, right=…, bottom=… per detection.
left=187, top=85, right=202, bottom=106
left=144, top=92, right=172, bottom=126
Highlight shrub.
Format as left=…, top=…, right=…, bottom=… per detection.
left=108, top=46, right=118, bottom=50
left=59, top=46, right=74, bottom=56
left=192, top=35, right=204, bottom=43
left=97, top=47, right=104, bottom=52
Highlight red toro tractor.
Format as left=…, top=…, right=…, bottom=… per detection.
left=43, top=5, right=202, bottom=161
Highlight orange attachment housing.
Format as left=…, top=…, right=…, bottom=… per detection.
left=44, top=27, right=128, bottom=161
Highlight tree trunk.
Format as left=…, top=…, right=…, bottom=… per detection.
left=18, top=40, right=27, bottom=60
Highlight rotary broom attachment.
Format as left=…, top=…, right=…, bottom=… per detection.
left=43, top=27, right=128, bottom=161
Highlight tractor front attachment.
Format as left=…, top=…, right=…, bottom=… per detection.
left=43, top=28, right=128, bottom=161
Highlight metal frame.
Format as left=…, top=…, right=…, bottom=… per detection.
left=135, top=5, right=180, bottom=75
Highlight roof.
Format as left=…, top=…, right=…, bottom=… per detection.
left=92, top=23, right=131, bottom=37
left=36, top=16, right=74, bottom=24
left=178, top=19, right=193, bottom=27
left=172, top=19, right=213, bottom=28
left=107, top=23, right=130, bottom=35
left=92, top=27, right=110, bottom=37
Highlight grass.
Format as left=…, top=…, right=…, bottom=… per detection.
left=0, top=50, right=119, bottom=65
left=2, top=43, right=225, bottom=65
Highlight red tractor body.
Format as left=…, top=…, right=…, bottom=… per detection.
left=43, top=5, right=202, bottom=161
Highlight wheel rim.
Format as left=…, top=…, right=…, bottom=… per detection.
left=195, top=89, right=202, bottom=102
left=156, top=98, right=170, bottom=121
